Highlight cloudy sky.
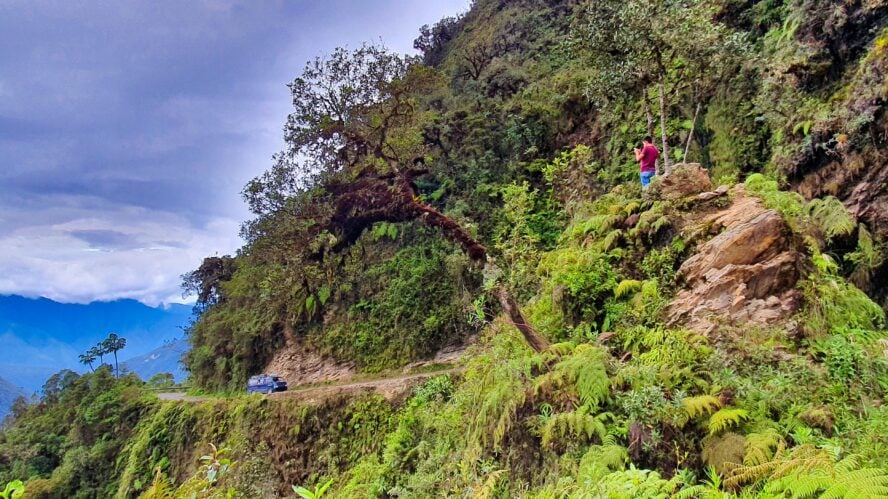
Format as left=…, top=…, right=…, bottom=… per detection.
left=0, top=0, right=469, bottom=306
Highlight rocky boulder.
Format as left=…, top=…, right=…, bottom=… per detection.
left=654, top=163, right=712, bottom=200
left=667, top=191, right=804, bottom=333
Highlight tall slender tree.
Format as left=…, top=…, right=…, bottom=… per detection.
left=78, top=352, right=96, bottom=372
left=88, top=345, right=106, bottom=369
left=101, top=333, right=127, bottom=378
left=572, top=0, right=746, bottom=173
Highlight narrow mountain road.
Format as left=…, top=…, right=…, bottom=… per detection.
left=270, top=367, right=463, bottom=402
left=155, top=366, right=463, bottom=404
left=156, top=392, right=207, bottom=402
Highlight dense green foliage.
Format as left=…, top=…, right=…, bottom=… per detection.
left=0, top=368, right=396, bottom=498
left=3, top=0, right=888, bottom=496
left=181, top=0, right=887, bottom=389
left=0, top=369, right=156, bottom=498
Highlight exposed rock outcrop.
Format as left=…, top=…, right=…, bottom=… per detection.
left=697, top=185, right=730, bottom=201
left=654, top=163, right=712, bottom=199
left=795, top=153, right=888, bottom=238
left=264, top=340, right=356, bottom=387
left=667, top=191, right=804, bottom=333
left=264, top=339, right=470, bottom=388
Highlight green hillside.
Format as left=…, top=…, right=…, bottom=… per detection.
left=2, top=0, right=888, bottom=497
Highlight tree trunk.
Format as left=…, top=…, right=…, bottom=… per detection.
left=684, top=102, right=701, bottom=163
left=113, top=351, right=119, bottom=378
left=493, top=283, right=550, bottom=352
left=643, top=87, right=660, bottom=175
left=407, top=193, right=549, bottom=352
left=658, top=81, right=672, bottom=174
left=326, top=171, right=551, bottom=353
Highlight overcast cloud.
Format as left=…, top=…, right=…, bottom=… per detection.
left=0, top=0, right=469, bottom=306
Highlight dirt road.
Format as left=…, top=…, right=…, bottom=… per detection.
left=156, top=392, right=207, bottom=402
left=155, top=366, right=461, bottom=404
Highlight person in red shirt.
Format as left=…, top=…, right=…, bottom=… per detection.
left=633, top=136, right=660, bottom=189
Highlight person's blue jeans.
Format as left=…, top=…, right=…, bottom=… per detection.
left=640, top=170, right=656, bottom=189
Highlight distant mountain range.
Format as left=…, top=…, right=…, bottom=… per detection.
left=0, top=295, right=193, bottom=394
left=121, top=338, right=189, bottom=383
left=0, top=376, right=26, bottom=420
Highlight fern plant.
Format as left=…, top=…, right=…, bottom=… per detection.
left=569, top=213, right=623, bottom=240
left=615, top=279, right=643, bottom=299
left=726, top=443, right=830, bottom=488
left=727, top=443, right=888, bottom=497
left=744, top=173, right=806, bottom=221
left=806, top=196, right=855, bottom=243
left=801, top=273, right=885, bottom=336
left=763, top=465, right=888, bottom=498
left=682, top=395, right=722, bottom=420
left=616, top=327, right=713, bottom=391
left=672, top=466, right=731, bottom=499
left=471, top=470, right=507, bottom=499
left=534, top=343, right=610, bottom=410
left=708, top=408, right=749, bottom=436
left=139, top=468, right=174, bottom=499
left=463, top=331, right=535, bottom=453
left=539, top=406, right=609, bottom=447
left=577, top=436, right=629, bottom=482
left=742, top=428, right=783, bottom=466
left=846, top=224, right=885, bottom=289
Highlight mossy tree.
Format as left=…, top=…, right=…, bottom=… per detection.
left=240, top=44, right=549, bottom=352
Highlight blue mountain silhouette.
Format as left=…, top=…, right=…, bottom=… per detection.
left=0, top=295, right=192, bottom=393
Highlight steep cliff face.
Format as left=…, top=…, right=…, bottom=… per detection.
left=5, top=1, right=888, bottom=497
left=764, top=6, right=888, bottom=308
left=179, top=0, right=888, bottom=393
left=789, top=29, right=888, bottom=239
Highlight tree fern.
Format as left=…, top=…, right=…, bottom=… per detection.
left=806, top=196, right=855, bottom=243
left=708, top=408, right=749, bottom=435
